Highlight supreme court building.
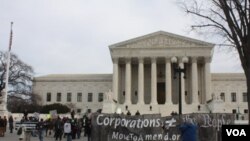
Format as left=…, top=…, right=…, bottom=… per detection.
left=33, top=31, right=248, bottom=117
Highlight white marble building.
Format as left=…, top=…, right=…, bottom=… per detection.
left=33, top=74, right=112, bottom=114
left=33, top=31, right=248, bottom=118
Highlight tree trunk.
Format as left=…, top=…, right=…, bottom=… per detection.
left=242, top=44, right=250, bottom=124
left=243, top=41, right=250, bottom=125
left=246, top=67, right=250, bottom=124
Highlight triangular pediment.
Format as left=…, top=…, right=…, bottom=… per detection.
left=110, top=31, right=214, bottom=48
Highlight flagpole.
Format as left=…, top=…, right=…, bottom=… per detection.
left=4, top=22, right=13, bottom=111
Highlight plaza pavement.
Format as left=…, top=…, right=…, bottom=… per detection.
left=0, top=130, right=88, bottom=141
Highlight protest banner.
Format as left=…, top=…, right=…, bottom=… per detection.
left=49, top=110, right=58, bottom=119
left=91, top=113, right=235, bottom=141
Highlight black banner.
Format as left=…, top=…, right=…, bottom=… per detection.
left=91, top=113, right=235, bottom=141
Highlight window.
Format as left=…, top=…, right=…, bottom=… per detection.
left=220, top=93, right=225, bottom=102
left=243, top=92, right=247, bottom=102
left=244, top=109, right=248, bottom=114
left=232, top=109, right=237, bottom=113
left=67, top=93, right=72, bottom=102
left=57, top=93, right=61, bottom=102
left=77, top=109, right=81, bottom=113
left=77, top=93, right=82, bottom=102
left=231, top=92, right=236, bottom=102
left=87, top=109, right=92, bottom=113
left=98, top=93, right=104, bottom=102
left=88, top=93, right=93, bottom=102
left=46, top=93, right=51, bottom=102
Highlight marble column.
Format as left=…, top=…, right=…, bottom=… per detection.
left=165, top=58, right=172, bottom=104
left=204, top=57, right=211, bottom=103
left=138, top=57, right=144, bottom=104
left=112, top=58, right=119, bottom=103
left=191, top=57, right=199, bottom=104
left=225, top=89, right=230, bottom=103
left=125, top=58, right=131, bottom=104
left=151, top=57, right=157, bottom=104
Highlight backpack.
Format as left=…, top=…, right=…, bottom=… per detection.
left=36, top=122, right=44, bottom=130
left=55, top=121, right=62, bottom=130
left=17, top=127, right=22, bottom=135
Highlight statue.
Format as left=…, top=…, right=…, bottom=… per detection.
left=105, top=89, right=113, bottom=102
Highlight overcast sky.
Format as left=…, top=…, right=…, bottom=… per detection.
left=0, top=0, right=243, bottom=76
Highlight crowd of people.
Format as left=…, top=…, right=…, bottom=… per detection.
left=34, top=115, right=92, bottom=141
left=25, top=112, right=93, bottom=141
left=0, top=110, right=199, bottom=141
left=0, top=111, right=92, bottom=141
left=0, top=115, right=13, bottom=136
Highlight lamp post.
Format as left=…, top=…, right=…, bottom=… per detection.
left=175, top=66, right=185, bottom=115
left=172, top=57, right=188, bottom=116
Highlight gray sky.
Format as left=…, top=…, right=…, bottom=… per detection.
left=0, top=0, right=243, bottom=76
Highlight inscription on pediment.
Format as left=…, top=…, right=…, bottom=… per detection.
left=118, top=35, right=204, bottom=48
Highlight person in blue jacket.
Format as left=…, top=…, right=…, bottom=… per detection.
left=179, top=121, right=198, bottom=141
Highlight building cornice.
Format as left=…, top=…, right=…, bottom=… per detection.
left=34, top=74, right=112, bottom=82
left=212, top=73, right=246, bottom=81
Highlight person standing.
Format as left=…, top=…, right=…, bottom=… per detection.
left=8, top=115, right=14, bottom=133
left=135, top=110, right=140, bottom=116
left=71, top=118, right=77, bottom=139
left=23, top=109, right=28, bottom=121
left=3, top=116, right=7, bottom=133
left=76, top=119, right=82, bottom=139
left=82, top=114, right=87, bottom=137
left=179, top=121, right=198, bottom=141
left=54, top=116, right=63, bottom=141
left=36, top=118, right=45, bottom=141
left=64, top=119, right=72, bottom=141
left=0, top=116, right=4, bottom=136
left=126, top=111, right=131, bottom=116
left=85, top=118, right=92, bottom=141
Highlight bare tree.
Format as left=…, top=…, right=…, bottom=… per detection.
left=0, top=51, right=34, bottom=97
left=180, top=0, right=250, bottom=124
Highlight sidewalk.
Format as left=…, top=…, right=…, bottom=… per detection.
left=0, top=130, right=88, bottom=141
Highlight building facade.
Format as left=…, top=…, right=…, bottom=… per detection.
left=33, top=74, right=112, bottom=114
left=33, top=31, right=248, bottom=117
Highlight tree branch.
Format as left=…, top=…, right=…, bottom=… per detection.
left=187, top=9, right=234, bottom=40
left=234, top=1, right=248, bottom=37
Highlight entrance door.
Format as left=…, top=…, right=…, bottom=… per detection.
left=157, top=83, right=165, bottom=104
